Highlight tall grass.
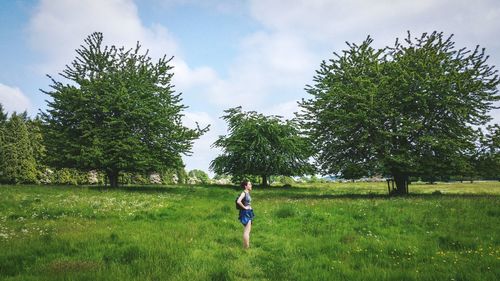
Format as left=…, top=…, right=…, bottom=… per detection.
left=0, top=182, right=499, bottom=280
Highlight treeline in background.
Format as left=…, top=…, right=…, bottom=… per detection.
left=0, top=105, right=214, bottom=186
left=0, top=103, right=498, bottom=186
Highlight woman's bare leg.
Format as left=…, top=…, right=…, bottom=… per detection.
left=243, top=221, right=252, bottom=249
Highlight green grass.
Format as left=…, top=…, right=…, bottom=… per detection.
left=0, top=181, right=499, bottom=280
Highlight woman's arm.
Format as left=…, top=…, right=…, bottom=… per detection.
left=236, top=192, right=249, bottom=210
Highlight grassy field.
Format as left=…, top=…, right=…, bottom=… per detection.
left=0, top=181, right=499, bottom=280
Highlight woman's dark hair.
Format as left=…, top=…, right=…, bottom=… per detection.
left=240, top=180, right=250, bottom=189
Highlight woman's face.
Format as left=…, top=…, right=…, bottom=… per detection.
left=246, top=182, right=252, bottom=191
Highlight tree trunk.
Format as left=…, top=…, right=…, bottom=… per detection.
left=391, top=173, right=409, bottom=195
left=106, top=170, right=119, bottom=188
left=261, top=175, right=268, bottom=187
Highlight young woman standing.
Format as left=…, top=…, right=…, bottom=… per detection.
left=236, top=180, right=254, bottom=249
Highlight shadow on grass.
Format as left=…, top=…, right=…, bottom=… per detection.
left=86, top=184, right=500, bottom=201
left=277, top=193, right=499, bottom=201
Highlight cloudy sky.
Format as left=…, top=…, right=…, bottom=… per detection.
left=1, top=0, right=499, bottom=174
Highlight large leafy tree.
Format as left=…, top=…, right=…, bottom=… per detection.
left=299, top=32, right=499, bottom=194
left=210, top=107, right=315, bottom=186
left=41, top=32, right=208, bottom=187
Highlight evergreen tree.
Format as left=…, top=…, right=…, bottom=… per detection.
left=2, top=113, right=38, bottom=183
left=0, top=104, right=7, bottom=180
left=176, top=167, right=188, bottom=184
left=476, top=124, right=500, bottom=180
left=27, top=117, right=47, bottom=181
left=0, top=104, right=7, bottom=124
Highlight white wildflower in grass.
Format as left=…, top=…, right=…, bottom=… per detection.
left=1, top=182, right=499, bottom=279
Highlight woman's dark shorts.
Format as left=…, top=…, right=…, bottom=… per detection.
left=238, top=209, right=255, bottom=226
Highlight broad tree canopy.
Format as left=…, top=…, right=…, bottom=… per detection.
left=210, top=107, right=314, bottom=186
left=299, top=32, right=499, bottom=194
left=41, top=32, right=208, bottom=187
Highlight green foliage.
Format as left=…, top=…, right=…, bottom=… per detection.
left=1, top=113, right=38, bottom=184
left=26, top=117, right=47, bottom=182
left=52, top=168, right=80, bottom=185
left=188, top=169, right=210, bottom=184
left=230, top=174, right=260, bottom=185
left=159, top=168, right=178, bottom=185
left=0, top=105, right=105, bottom=186
left=41, top=32, right=208, bottom=187
left=0, top=105, right=6, bottom=180
left=341, top=163, right=367, bottom=181
left=475, top=124, right=500, bottom=180
left=0, top=104, right=7, bottom=124
left=210, top=107, right=315, bottom=186
left=176, top=168, right=188, bottom=184
left=272, top=175, right=296, bottom=186
left=300, top=31, right=500, bottom=194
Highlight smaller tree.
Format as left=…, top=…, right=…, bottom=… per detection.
left=476, top=124, right=500, bottom=180
left=0, top=104, right=7, bottom=124
left=188, top=169, right=210, bottom=184
left=176, top=168, right=188, bottom=184
left=27, top=117, right=47, bottom=182
left=210, top=107, right=315, bottom=186
left=0, top=104, right=7, bottom=179
left=1, top=113, right=38, bottom=183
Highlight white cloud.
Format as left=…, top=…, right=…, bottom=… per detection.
left=0, top=84, right=32, bottom=114
left=172, top=59, right=218, bottom=91
left=154, top=0, right=245, bottom=14
left=28, top=0, right=178, bottom=75
left=249, top=0, right=497, bottom=41
left=195, top=31, right=317, bottom=110
left=263, top=100, right=300, bottom=120
left=182, top=111, right=214, bottom=129
left=490, top=108, right=500, bottom=125
left=28, top=0, right=219, bottom=109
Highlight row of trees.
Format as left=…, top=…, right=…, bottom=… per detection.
left=0, top=106, right=200, bottom=185
left=209, top=106, right=499, bottom=187
left=2, top=31, right=498, bottom=194
left=210, top=32, right=499, bottom=193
